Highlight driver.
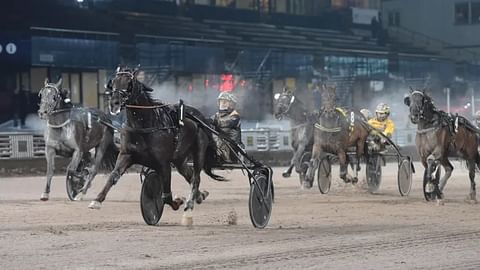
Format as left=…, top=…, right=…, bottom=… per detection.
left=475, top=111, right=480, bottom=128
left=368, top=103, right=395, bottom=151
left=211, top=92, right=242, bottom=162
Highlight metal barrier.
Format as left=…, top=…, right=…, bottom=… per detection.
left=242, top=128, right=291, bottom=152
left=391, top=128, right=416, bottom=147
left=0, top=127, right=420, bottom=160
left=0, top=132, right=45, bottom=160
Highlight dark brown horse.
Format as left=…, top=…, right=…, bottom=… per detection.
left=305, top=85, right=370, bottom=187
left=88, top=68, right=224, bottom=221
left=404, top=88, right=480, bottom=203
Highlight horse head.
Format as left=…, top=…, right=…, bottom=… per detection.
left=107, top=66, right=153, bottom=115
left=273, top=87, right=296, bottom=120
left=404, top=87, right=435, bottom=124
left=320, top=84, right=337, bottom=113
left=38, top=78, right=69, bottom=119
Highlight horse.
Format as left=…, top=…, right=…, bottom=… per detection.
left=305, top=84, right=370, bottom=187
left=404, top=88, right=480, bottom=203
left=273, top=88, right=314, bottom=187
left=88, top=67, right=224, bottom=221
left=38, top=78, right=118, bottom=201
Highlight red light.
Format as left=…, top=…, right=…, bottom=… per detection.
left=220, top=74, right=234, bottom=92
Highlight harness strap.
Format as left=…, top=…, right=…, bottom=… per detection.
left=314, top=123, right=341, bottom=133
left=126, top=104, right=169, bottom=109
left=416, top=126, right=440, bottom=134
left=122, top=125, right=177, bottom=134
left=47, top=119, right=71, bottom=128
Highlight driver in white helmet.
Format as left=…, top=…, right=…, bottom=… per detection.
left=475, top=111, right=480, bottom=128
left=211, top=92, right=242, bottom=162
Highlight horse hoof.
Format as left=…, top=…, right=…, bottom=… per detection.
left=181, top=210, right=193, bottom=226
left=351, top=177, right=359, bottom=184
left=303, top=181, right=313, bottom=189
left=40, top=193, right=49, bottom=201
left=425, top=182, right=435, bottom=193
left=196, top=190, right=209, bottom=204
left=88, top=201, right=102, bottom=209
left=436, top=199, right=444, bottom=206
left=282, top=172, right=291, bottom=178
left=73, top=193, right=84, bottom=201
left=170, top=197, right=185, bottom=211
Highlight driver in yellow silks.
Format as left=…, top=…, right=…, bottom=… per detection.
left=368, top=103, right=395, bottom=151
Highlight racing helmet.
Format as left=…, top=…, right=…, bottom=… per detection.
left=475, top=110, right=480, bottom=120
left=375, top=103, right=390, bottom=121
left=360, top=109, right=372, bottom=120
left=217, top=92, right=237, bottom=112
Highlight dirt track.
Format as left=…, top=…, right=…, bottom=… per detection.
left=1, top=161, right=480, bottom=270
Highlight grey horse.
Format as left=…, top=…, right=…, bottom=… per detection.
left=273, top=88, right=314, bottom=187
left=38, top=78, right=117, bottom=201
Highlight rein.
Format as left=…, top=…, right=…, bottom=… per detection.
left=126, top=104, right=169, bottom=109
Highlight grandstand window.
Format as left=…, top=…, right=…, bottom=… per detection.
left=471, top=2, right=480, bottom=24
left=455, top=2, right=469, bottom=24
left=236, top=0, right=256, bottom=9
left=195, top=0, right=211, bottom=5
left=275, top=0, right=287, bottom=13
left=216, top=0, right=236, bottom=7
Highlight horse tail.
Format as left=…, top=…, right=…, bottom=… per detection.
left=203, top=134, right=228, bottom=182
left=100, top=132, right=119, bottom=172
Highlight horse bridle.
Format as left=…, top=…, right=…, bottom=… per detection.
left=275, top=93, right=296, bottom=117
left=409, top=90, right=428, bottom=120
left=39, top=84, right=66, bottom=116
left=109, top=71, right=137, bottom=112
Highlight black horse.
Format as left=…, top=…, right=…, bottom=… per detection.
left=404, top=88, right=480, bottom=203
left=88, top=68, right=224, bottom=220
left=38, top=78, right=117, bottom=201
left=273, top=88, right=314, bottom=187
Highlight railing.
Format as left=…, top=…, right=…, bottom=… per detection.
left=387, top=26, right=480, bottom=64
left=0, top=133, right=45, bottom=160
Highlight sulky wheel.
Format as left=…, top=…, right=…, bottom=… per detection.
left=317, top=157, right=332, bottom=194
left=397, top=158, right=413, bottom=196
left=423, top=167, right=440, bottom=201
left=249, top=171, right=273, bottom=229
left=366, top=154, right=382, bottom=193
left=140, top=171, right=165, bottom=226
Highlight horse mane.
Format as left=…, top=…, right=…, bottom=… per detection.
left=131, top=79, right=164, bottom=105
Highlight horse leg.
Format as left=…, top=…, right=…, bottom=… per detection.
left=282, top=163, right=295, bottom=178
left=75, top=145, right=105, bottom=201
left=66, top=149, right=83, bottom=179
left=156, top=161, right=183, bottom=211
left=466, top=159, right=477, bottom=203
left=41, top=147, right=56, bottom=201
left=339, top=151, right=353, bottom=183
left=425, top=153, right=444, bottom=204
left=438, top=158, right=453, bottom=193
left=293, top=143, right=307, bottom=173
left=88, top=153, right=131, bottom=209
left=354, top=140, right=366, bottom=182
left=305, top=144, right=321, bottom=189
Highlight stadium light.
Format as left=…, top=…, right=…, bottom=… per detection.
left=77, top=0, right=84, bottom=3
